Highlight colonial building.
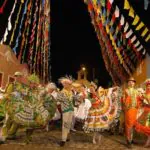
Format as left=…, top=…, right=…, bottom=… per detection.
left=75, top=65, right=90, bottom=87
left=133, top=54, right=150, bottom=86
left=0, top=44, right=29, bottom=90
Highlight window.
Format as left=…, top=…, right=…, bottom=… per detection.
left=9, top=76, right=15, bottom=83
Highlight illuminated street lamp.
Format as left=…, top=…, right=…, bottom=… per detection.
left=82, top=67, right=86, bottom=71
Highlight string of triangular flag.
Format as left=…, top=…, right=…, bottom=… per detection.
left=124, top=0, right=150, bottom=42
left=0, top=0, right=17, bottom=44
left=87, top=1, right=129, bottom=84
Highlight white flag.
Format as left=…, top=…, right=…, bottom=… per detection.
left=124, top=22, right=129, bottom=32
left=120, top=15, right=125, bottom=26
left=126, top=29, right=133, bottom=38
left=115, top=6, right=120, bottom=18
left=137, top=45, right=143, bottom=51
left=134, top=41, right=140, bottom=47
left=109, top=0, right=114, bottom=4
left=131, top=35, right=136, bottom=43
left=142, top=49, right=146, bottom=55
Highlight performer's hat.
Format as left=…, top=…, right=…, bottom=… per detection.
left=28, top=74, right=40, bottom=84
left=90, top=81, right=97, bottom=89
left=59, top=76, right=73, bottom=85
left=46, top=82, right=57, bottom=90
left=127, top=77, right=136, bottom=83
left=14, top=71, right=23, bottom=76
left=72, top=82, right=81, bottom=88
left=145, top=78, right=150, bottom=86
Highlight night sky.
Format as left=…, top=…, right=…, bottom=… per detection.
left=0, top=0, right=150, bottom=87
left=51, top=0, right=112, bottom=87
left=51, top=0, right=150, bottom=87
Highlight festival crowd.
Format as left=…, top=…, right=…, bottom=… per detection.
left=0, top=72, right=149, bottom=148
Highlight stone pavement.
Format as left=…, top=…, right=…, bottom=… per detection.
left=0, top=129, right=148, bottom=150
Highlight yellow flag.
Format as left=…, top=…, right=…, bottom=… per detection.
left=132, top=15, right=139, bottom=25
left=110, top=33, right=113, bottom=41
left=145, top=34, right=150, bottom=42
left=93, top=0, right=97, bottom=6
left=136, top=22, right=144, bottom=30
left=141, top=28, right=149, bottom=37
left=124, top=0, right=130, bottom=10
left=102, top=16, right=105, bottom=24
left=129, top=7, right=134, bottom=18
left=106, top=25, right=109, bottom=34
left=97, top=8, right=101, bottom=14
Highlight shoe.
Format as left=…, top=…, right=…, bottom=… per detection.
left=144, top=143, right=150, bottom=148
left=71, top=128, right=76, bottom=132
left=131, top=140, right=137, bottom=144
left=59, top=141, right=66, bottom=147
left=7, top=135, right=16, bottom=140
left=127, top=143, right=132, bottom=149
left=0, top=141, right=5, bottom=144
left=126, top=140, right=132, bottom=149
left=66, top=138, right=70, bottom=142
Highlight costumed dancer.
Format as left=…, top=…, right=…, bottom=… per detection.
left=42, top=82, right=60, bottom=131
left=135, top=79, right=150, bottom=147
left=57, top=76, right=74, bottom=147
left=0, top=72, right=28, bottom=142
left=83, top=82, right=102, bottom=144
left=74, top=84, right=91, bottom=123
left=122, top=77, right=141, bottom=148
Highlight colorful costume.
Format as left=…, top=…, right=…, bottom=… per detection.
left=135, top=86, right=150, bottom=136
left=57, top=88, right=74, bottom=142
left=83, top=87, right=122, bottom=132
left=0, top=75, right=57, bottom=143
left=123, top=87, right=140, bottom=143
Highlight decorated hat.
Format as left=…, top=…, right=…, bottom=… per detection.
left=90, top=81, right=97, bottom=89
left=127, top=77, right=136, bottom=83
left=14, top=71, right=23, bottom=76
left=145, top=78, right=150, bottom=86
left=59, top=75, right=73, bottom=85
left=72, top=82, right=82, bottom=88
left=28, top=74, right=40, bottom=84
left=46, top=82, right=57, bottom=90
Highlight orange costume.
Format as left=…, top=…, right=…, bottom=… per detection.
left=123, top=86, right=140, bottom=143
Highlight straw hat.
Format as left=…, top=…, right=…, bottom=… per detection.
left=14, top=71, right=23, bottom=76
left=72, top=82, right=82, bottom=88
left=90, top=81, right=97, bottom=89
left=127, top=77, right=136, bottom=83
left=59, top=76, right=73, bottom=85
left=46, top=82, right=57, bottom=90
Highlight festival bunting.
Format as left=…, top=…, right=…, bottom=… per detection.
left=0, top=0, right=51, bottom=83
left=84, top=0, right=148, bottom=84
left=0, top=0, right=8, bottom=14
left=124, top=0, right=150, bottom=42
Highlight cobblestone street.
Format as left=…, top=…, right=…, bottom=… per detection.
left=0, top=128, right=148, bottom=150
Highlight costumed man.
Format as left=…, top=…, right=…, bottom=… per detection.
left=135, top=79, right=150, bottom=147
left=122, top=77, right=141, bottom=148
left=57, top=76, right=74, bottom=147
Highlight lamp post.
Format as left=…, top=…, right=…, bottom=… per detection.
left=82, top=67, right=86, bottom=71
